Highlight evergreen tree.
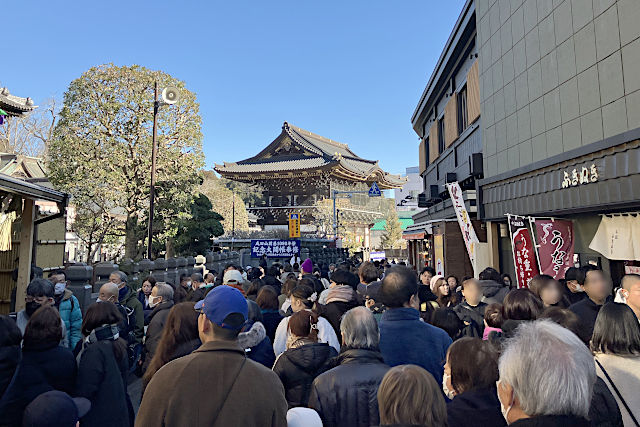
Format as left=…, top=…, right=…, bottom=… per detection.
left=381, top=208, right=403, bottom=249
left=174, top=194, right=224, bottom=255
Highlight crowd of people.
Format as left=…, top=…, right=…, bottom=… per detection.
left=1, top=257, right=639, bottom=427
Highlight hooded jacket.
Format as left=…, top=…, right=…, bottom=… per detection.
left=478, top=280, right=509, bottom=304
left=137, top=340, right=288, bottom=427
left=238, top=321, right=276, bottom=368
left=272, top=342, right=338, bottom=408
left=57, top=289, right=83, bottom=350
left=309, top=349, right=390, bottom=427
left=118, top=285, right=144, bottom=344
left=142, top=300, right=174, bottom=371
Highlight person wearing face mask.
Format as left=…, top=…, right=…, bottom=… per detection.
left=14, top=278, right=69, bottom=348
left=563, top=267, right=588, bottom=305
left=444, top=337, right=505, bottom=427
left=109, top=271, right=144, bottom=348
left=141, top=283, right=174, bottom=372
left=50, top=270, right=83, bottom=350
left=496, top=319, right=594, bottom=426
left=616, top=274, right=640, bottom=323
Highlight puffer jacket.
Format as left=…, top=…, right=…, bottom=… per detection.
left=58, top=289, right=83, bottom=349
left=238, top=321, right=276, bottom=369
left=273, top=342, right=337, bottom=408
left=308, top=348, right=390, bottom=427
left=479, top=280, right=510, bottom=304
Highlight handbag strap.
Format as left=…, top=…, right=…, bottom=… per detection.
left=210, top=356, right=247, bottom=425
left=595, top=358, right=639, bottom=427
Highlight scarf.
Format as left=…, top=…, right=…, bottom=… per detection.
left=286, top=336, right=315, bottom=350
left=326, top=285, right=354, bottom=304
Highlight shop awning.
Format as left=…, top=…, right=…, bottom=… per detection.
left=403, top=231, right=426, bottom=240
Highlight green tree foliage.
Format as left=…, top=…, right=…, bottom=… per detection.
left=48, top=64, right=204, bottom=259
left=381, top=208, right=403, bottom=249
left=174, top=194, right=224, bottom=255
left=219, top=178, right=263, bottom=207
left=199, top=171, right=249, bottom=234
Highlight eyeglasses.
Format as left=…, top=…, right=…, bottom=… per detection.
left=195, top=307, right=205, bottom=316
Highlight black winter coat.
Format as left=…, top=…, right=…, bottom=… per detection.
left=142, top=301, right=174, bottom=371
left=309, top=349, right=390, bottom=427
left=0, top=343, right=76, bottom=427
left=76, top=340, right=130, bottom=427
left=590, top=376, right=623, bottom=427
left=479, top=280, right=510, bottom=304
left=316, top=299, right=360, bottom=343
left=446, top=387, right=506, bottom=427
left=510, top=414, right=590, bottom=427
left=261, top=310, right=283, bottom=343
left=272, top=342, right=337, bottom=408
left=0, top=344, right=20, bottom=397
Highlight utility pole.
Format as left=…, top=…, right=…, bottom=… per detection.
left=147, top=81, right=159, bottom=260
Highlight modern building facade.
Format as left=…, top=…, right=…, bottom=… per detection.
left=476, top=0, right=640, bottom=283
left=406, top=0, right=490, bottom=279
left=394, top=166, right=422, bottom=211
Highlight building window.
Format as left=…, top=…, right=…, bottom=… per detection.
left=458, top=85, right=468, bottom=134
left=438, top=117, right=445, bottom=154
left=424, top=136, right=429, bottom=163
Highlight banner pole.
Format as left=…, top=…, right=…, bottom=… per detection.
left=528, top=217, right=543, bottom=273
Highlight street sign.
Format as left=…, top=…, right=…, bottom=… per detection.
left=368, top=182, right=381, bottom=197
left=289, top=213, right=301, bottom=238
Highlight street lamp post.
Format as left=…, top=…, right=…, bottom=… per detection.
left=147, top=82, right=159, bottom=260
left=147, top=83, right=179, bottom=260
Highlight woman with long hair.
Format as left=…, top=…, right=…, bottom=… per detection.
left=432, top=275, right=460, bottom=308
left=591, top=303, right=640, bottom=426
left=0, top=306, right=76, bottom=426
left=75, top=302, right=131, bottom=427
left=142, top=302, right=201, bottom=395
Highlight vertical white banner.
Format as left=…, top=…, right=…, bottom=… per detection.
left=446, top=182, right=479, bottom=267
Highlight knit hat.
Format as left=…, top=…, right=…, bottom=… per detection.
left=301, top=258, right=313, bottom=274
left=286, top=408, right=323, bottom=427
left=430, top=274, right=445, bottom=292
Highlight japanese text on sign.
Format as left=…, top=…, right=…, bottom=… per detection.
left=251, top=239, right=301, bottom=258
left=446, top=182, right=479, bottom=266
left=562, top=164, right=598, bottom=188
left=289, top=213, right=301, bottom=238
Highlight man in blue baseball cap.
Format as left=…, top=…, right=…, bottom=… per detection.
left=137, top=286, right=287, bottom=427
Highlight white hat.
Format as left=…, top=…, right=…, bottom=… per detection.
left=430, top=274, right=445, bottom=292
left=286, top=408, right=322, bottom=427
left=223, top=269, right=244, bottom=285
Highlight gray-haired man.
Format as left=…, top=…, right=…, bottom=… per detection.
left=309, top=306, right=389, bottom=427
left=142, top=283, right=175, bottom=371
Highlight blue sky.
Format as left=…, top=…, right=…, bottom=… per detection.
left=4, top=0, right=465, bottom=175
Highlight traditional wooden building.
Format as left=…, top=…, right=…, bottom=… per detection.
left=215, top=122, right=406, bottom=243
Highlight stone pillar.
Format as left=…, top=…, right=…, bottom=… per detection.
left=93, top=261, right=119, bottom=292
left=66, top=263, right=94, bottom=313
left=166, top=257, right=179, bottom=287
left=152, top=258, right=168, bottom=283
left=185, top=256, right=196, bottom=276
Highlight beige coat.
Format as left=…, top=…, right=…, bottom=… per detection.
left=136, top=340, right=287, bottom=427
left=594, top=353, right=640, bottom=426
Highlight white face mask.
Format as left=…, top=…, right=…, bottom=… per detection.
left=497, top=382, right=513, bottom=423
left=442, top=373, right=456, bottom=400
left=54, top=282, right=66, bottom=295
left=186, top=281, right=192, bottom=288
left=148, top=296, right=161, bottom=308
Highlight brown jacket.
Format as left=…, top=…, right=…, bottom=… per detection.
left=136, top=340, right=288, bottom=427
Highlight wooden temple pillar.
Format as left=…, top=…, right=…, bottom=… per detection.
left=15, top=198, right=35, bottom=311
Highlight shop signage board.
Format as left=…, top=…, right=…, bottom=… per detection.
left=251, top=239, right=300, bottom=258
left=288, top=213, right=301, bottom=238
left=370, top=251, right=386, bottom=261
left=508, top=215, right=539, bottom=288
left=446, top=182, right=479, bottom=267
left=533, top=219, right=574, bottom=280
left=561, top=164, right=599, bottom=188
left=434, top=234, right=445, bottom=276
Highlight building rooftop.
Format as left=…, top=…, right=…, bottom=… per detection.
left=0, top=87, right=37, bottom=117
left=215, top=122, right=407, bottom=189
